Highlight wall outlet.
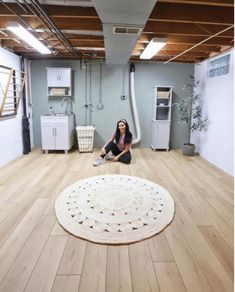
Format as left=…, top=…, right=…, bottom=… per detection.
left=97, top=103, right=104, bottom=109
left=121, top=94, right=127, bottom=100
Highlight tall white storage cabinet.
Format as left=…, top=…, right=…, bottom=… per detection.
left=151, top=86, right=173, bottom=150
left=41, top=115, right=74, bottom=153
left=47, top=68, right=72, bottom=96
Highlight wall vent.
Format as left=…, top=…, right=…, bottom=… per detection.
left=113, top=26, right=142, bottom=36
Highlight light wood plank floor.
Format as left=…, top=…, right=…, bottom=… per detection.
left=0, top=148, right=233, bottom=292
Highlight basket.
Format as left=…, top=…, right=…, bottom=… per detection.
left=76, top=126, right=95, bottom=152
left=50, top=88, right=68, bottom=96
left=157, top=91, right=170, bottom=98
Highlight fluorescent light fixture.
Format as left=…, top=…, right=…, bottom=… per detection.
left=7, top=25, right=51, bottom=54
left=140, top=38, right=166, bottom=59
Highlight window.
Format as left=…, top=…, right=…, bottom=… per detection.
left=208, top=54, right=230, bottom=78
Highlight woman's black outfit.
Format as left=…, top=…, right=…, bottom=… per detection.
left=103, top=141, right=131, bottom=164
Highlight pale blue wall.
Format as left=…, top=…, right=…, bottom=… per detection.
left=30, top=59, right=193, bottom=148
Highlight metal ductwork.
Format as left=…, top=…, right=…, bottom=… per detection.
left=92, top=0, right=157, bottom=65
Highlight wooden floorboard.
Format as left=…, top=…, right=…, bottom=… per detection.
left=0, top=148, right=233, bottom=292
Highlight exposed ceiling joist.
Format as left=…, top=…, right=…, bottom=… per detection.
left=144, top=22, right=234, bottom=37
left=134, top=43, right=223, bottom=53
left=139, top=34, right=233, bottom=46
left=0, top=0, right=233, bottom=63
left=158, top=0, right=234, bottom=7
left=149, top=3, right=233, bottom=25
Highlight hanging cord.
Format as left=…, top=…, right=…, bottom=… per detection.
left=89, top=61, right=92, bottom=125
left=121, top=65, right=127, bottom=100
left=122, top=65, right=125, bottom=94
left=98, top=59, right=103, bottom=109
left=84, top=61, right=88, bottom=125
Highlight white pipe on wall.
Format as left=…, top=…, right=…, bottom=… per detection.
left=84, top=61, right=88, bottom=125
left=130, top=63, right=141, bottom=144
left=89, top=61, right=92, bottom=125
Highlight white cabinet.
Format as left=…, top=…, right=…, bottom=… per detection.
left=151, top=86, right=173, bottom=150
left=47, top=68, right=72, bottom=96
left=151, top=121, right=171, bottom=149
left=41, top=115, right=74, bottom=153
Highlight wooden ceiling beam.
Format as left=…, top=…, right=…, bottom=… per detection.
left=159, top=51, right=209, bottom=58
left=130, top=55, right=198, bottom=63
left=1, top=3, right=233, bottom=29
left=150, top=3, right=234, bottom=25
left=61, top=35, right=103, bottom=41
left=0, top=34, right=21, bottom=40
left=132, top=50, right=209, bottom=57
left=164, top=44, right=222, bottom=52
left=70, top=40, right=104, bottom=47
left=157, top=0, right=234, bottom=7
left=139, top=34, right=234, bottom=46
left=6, top=46, right=35, bottom=52
left=134, top=43, right=222, bottom=53
left=0, top=16, right=42, bottom=29
left=2, top=3, right=233, bottom=26
left=0, top=4, right=98, bottom=18
left=0, top=3, right=27, bottom=15
left=52, top=18, right=102, bottom=30
left=144, top=21, right=234, bottom=37
left=0, top=16, right=102, bottom=31
left=33, top=35, right=103, bottom=42
left=154, top=57, right=202, bottom=62
left=43, top=5, right=98, bottom=18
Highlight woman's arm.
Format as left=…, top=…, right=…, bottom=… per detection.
left=112, top=144, right=131, bottom=161
left=101, top=134, right=115, bottom=154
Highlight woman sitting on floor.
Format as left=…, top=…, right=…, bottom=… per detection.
left=93, top=119, right=132, bottom=166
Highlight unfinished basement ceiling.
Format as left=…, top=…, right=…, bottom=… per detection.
left=0, top=0, right=234, bottom=63
left=92, top=0, right=157, bottom=65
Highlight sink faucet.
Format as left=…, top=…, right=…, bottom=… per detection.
left=61, top=97, right=73, bottom=115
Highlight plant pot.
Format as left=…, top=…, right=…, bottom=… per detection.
left=182, top=143, right=196, bottom=156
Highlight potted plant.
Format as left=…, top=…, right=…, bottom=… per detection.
left=175, top=75, right=208, bottom=156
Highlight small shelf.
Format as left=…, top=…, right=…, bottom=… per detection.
left=48, top=87, right=70, bottom=97
left=151, top=85, right=173, bottom=150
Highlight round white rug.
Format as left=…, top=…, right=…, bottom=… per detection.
left=55, top=175, right=175, bottom=244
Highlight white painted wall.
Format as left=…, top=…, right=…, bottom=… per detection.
left=0, top=47, right=23, bottom=167
left=193, top=49, right=234, bottom=176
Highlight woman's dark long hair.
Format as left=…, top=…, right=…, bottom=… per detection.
left=115, top=119, right=132, bottom=144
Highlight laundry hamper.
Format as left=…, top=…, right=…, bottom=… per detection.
left=76, top=126, right=95, bottom=152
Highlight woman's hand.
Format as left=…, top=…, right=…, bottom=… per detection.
left=112, top=156, right=119, bottom=162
